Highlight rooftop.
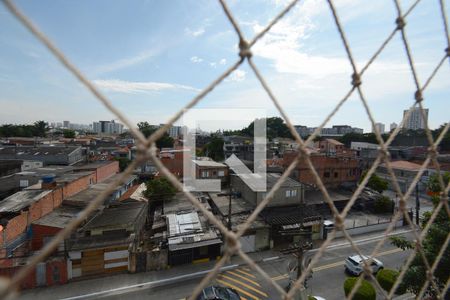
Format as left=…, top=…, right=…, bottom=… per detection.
left=32, top=205, right=82, bottom=228
left=0, top=190, right=52, bottom=213
left=0, top=145, right=80, bottom=156
left=82, top=201, right=146, bottom=231
left=380, top=160, right=422, bottom=171
left=193, top=160, right=227, bottom=168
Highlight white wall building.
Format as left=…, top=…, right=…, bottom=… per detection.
left=403, top=107, right=428, bottom=130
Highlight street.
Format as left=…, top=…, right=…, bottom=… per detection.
left=87, top=232, right=413, bottom=300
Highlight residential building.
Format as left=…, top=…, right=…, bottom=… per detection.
left=92, top=120, right=124, bottom=135
left=281, top=151, right=360, bottom=188
left=377, top=160, right=426, bottom=193
left=66, top=200, right=147, bottom=278
left=63, top=121, right=70, bottom=128
left=159, top=148, right=190, bottom=178
left=193, top=158, right=228, bottom=184
left=223, top=135, right=254, bottom=162
left=403, top=107, right=429, bottom=130
left=294, top=125, right=363, bottom=138
left=390, top=122, right=398, bottom=131
left=372, top=122, right=385, bottom=134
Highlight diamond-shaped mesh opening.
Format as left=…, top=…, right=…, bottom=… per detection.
left=0, top=0, right=449, bottom=299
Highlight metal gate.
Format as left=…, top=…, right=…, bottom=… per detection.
left=35, top=262, right=46, bottom=287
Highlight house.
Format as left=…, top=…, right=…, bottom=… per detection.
left=159, top=148, right=190, bottom=178
left=231, top=173, right=304, bottom=208
left=193, top=158, right=228, bottom=184
left=282, top=150, right=360, bottom=188
left=377, top=160, right=425, bottom=193
left=0, top=145, right=84, bottom=165
left=66, top=200, right=147, bottom=279
left=153, top=193, right=222, bottom=266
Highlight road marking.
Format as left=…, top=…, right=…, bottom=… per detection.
left=223, top=271, right=261, bottom=287
left=271, top=247, right=405, bottom=280
left=219, top=274, right=268, bottom=297
left=234, top=268, right=257, bottom=278
left=216, top=279, right=261, bottom=300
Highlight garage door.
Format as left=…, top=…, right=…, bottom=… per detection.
left=239, top=235, right=255, bottom=253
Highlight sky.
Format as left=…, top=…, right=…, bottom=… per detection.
left=0, top=0, right=449, bottom=132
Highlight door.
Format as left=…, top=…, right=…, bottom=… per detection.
left=239, top=235, right=255, bottom=253
left=36, top=262, right=46, bottom=287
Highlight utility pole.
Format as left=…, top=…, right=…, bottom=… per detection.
left=415, top=181, right=420, bottom=225
left=228, top=171, right=232, bottom=230
left=295, top=185, right=309, bottom=300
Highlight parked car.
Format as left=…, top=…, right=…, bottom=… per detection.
left=345, top=254, right=383, bottom=276
left=323, top=220, right=334, bottom=229
left=196, top=286, right=241, bottom=300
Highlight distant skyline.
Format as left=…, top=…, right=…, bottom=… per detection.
left=1, top=0, right=449, bottom=132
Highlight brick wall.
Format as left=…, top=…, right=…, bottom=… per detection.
left=62, top=173, right=96, bottom=199
left=31, top=224, right=61, bottom=251
left=284, top=152, right=360, bottom=188
left=96, top=161, right=119, bottom=182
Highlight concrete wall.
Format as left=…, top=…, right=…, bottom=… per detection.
left=334, top=219, right=404, bottom=238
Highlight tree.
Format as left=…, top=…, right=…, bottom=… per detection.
left=114, top=157, right=131, bottom=172
left=143, top=177, right=177, bottom=202
left=63, top=129, right=76, bottom=138
left=389, top=175, right=450, bottom=298
left=373, top=196, right=394, bottom=214
left=137, top=122, right=174, bottom=149
left=202, top=135, right=224, bottom=161
left=359, top=170, right=389, bottom=193
left=33, top=120, right=48, bottom=137
left=343, top=277, right=376, bottom=300
left=376, top=268, right=406, bottom=294
left=426, top=172, right=450, bottom=195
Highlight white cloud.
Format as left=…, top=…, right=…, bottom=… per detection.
left=93, top=79, right=199, bottom=93
left=185, top=27, right=206, bottom=37
left=210, top=62, right=217, bottom=68
left=190, top=56, right=204, bottom=63
left=92, top=49, right=160, bottom=75
left=227, top=69, right=246, bottom=82
left=219, top=58, right=227, bottom=65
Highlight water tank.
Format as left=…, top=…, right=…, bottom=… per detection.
left=42, top=175, right=56, bottom=183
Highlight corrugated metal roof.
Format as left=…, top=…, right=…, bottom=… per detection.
left=0, top=190, right=52, bottom=213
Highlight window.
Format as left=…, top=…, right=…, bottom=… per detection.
left=291, top=189, right=297, bottom=197
left=286, top=190, right=291, bottom=197
left=334, top=172, right=338, bottom=178
left=201, top=171, right=209, bottom=178
left=324, top=171, right=330, bottom=178
left=218, top=170, right=225, bottom=177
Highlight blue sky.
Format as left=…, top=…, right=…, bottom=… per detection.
left=0, top=0, right=449, bottom=132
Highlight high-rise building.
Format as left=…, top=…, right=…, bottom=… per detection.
left=92, top=120, right=124, bottom=134
left=390, top=122, right=398, bottom=131
left=372, top=122, right=385, bottom=134
left=63, top=120, right=70, bottom=128
left=403, top=107, right=428, bottom=130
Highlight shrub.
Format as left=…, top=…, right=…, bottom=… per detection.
left=344, top=277, right=376, bottom=300
left=377, top=268, right=407, bottom=295
left=374, top=196, right=394, bottom=214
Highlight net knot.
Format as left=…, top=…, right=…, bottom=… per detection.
left=414, top=90, right=423, bottom=103
left=446, top=47, right=450, bottom=57
left=396, top=17, right=406, bottom=30
left=225, top=235, right=241, bottom=254
left=351, top=73, right=362, bottom=87
left=334, top=215, right=344, bottom=229
left=239, top=39, right=252, bottom=59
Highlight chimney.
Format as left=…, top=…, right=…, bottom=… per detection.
left=41, top=174, right=57, bottom=190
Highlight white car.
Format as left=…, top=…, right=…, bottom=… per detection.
left=345, top=255, right=383, bottom=276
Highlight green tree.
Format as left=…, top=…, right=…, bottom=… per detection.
left=343, top=277, right=376, bottom=300
left=426, top=172, right=450, bottom=194
left=373, top=196, right=394, bottom=214
left=33, top=120, right=48, bottom=137
left=389, top=175, right=450, bottom=298
left=63, top=129, right=76, bottom=138
left=114, top=157, right=131, bottom=172
left=202, top=135, right=224, bottom=161
left=137, top=122, right=174, bottom=149
left=359, top=170, right=389, bottom=193
left=376, top=268, right=406, bottom=294
left=143, top=177, right=177, bottom=202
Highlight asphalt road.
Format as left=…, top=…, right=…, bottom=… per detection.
left=99, top=232, right=413, bottom=300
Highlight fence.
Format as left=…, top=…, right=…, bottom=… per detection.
left=1, top=0, right=450, bottom=299
left=334, top=218, right=404, bottom=239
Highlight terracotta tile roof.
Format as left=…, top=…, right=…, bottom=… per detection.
left=382, top=160, right=422, bottom=171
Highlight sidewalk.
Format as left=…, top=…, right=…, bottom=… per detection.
left=19, top=227, right=413, bottom=300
